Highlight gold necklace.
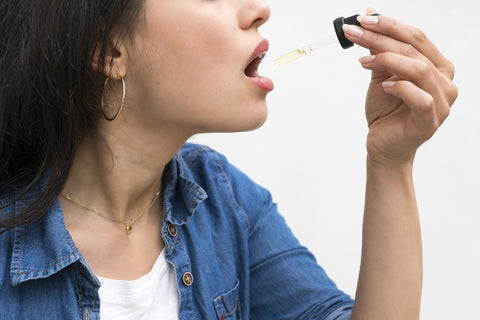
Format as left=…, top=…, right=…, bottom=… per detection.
left=61, top=190, right=161, bottom=235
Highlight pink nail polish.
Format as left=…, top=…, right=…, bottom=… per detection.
left=358, top=15, right=379, bottom=25
left=359, top=55, right=376, bottom=64
left=343, top=24, right=364, bottom=38
left=382, top=81, right=396, bottom=89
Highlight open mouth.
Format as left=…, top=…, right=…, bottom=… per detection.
left=244, top=39, right=274, bottom=91
left=244, top=51, right=267, bottom=78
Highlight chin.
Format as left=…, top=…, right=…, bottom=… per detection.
left=248, top=111, right=268, bottom=131
left=192, top=99, right=269, bottom=133
left=229, top=102, right=269, bottom=132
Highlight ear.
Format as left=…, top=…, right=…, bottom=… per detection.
left=91, top=37, right=128, bottom=80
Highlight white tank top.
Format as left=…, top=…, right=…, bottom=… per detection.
left=96, top=249, right=179, bottom=320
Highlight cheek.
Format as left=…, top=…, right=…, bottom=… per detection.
left=170, top=24, right=240, bottom=87
left=146, top=5, right=239, bottom=80
left=147, top=33, right=243, bottom=114
left=138, top=3, right=242, bottom=88
left=127, top=3, right=267, bottom=131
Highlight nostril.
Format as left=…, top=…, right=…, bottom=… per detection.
left=239, top=2, right=270, bottom=29
left=252, top=17, right=263, bottom=27
left=243, top=16, right=266, bottom=30
left=249, top=15, right=269, bottom=29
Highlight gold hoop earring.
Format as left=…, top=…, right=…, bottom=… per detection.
left=101, top=77, right=125, bottom=121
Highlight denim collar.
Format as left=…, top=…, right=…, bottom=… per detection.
left=8, top=151, right=208, bottom=286
left=163, top=153, right=208, bottom=226
left=9, top=176, right=86, bottom=286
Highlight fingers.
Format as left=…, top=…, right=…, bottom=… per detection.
left=365, top=7, right=379, bottom=16
left=359, top=53, right=438, bottom=94
left=383, top=81, right=445, bottom=136
left=360, top=53, right=458, bottom=107
left=343, top=15, right=455, bottom=80
left=343, top=24, right=430, bottom=65
left=350, top=8, right=458, bottom=163
left=360, top=52, right=457, bottom=136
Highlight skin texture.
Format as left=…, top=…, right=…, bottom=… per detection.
left=61, top=0, right=272, bottom=280
left=346, top=7, right=457, bottom=319
left=61, top=2, right=457, bottom=318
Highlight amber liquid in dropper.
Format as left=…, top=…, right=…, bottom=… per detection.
left=274, top=34, right=336, bottom=68
left=274, top=49, right=307, bottom=68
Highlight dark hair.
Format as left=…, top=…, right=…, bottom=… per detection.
left=0, top=0, right=145, bottom=231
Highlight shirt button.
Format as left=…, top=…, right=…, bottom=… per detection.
left=182, top=272, right=194, bottom=286
left=167, top=224, right=177, bottom=237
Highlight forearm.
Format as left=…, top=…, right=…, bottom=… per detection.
left=351, top=156, right=422, bottom=320
left=343, top=7, right=456, bottom=319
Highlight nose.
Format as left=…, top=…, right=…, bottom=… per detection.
left=238, top=0, right=271, bottom=30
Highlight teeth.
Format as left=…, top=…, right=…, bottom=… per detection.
left=257, top=52, right=266, bottom=59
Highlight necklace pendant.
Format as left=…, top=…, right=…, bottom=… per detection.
left=125, top=224, right=133, bottom=235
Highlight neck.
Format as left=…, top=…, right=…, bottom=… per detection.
left=62, top=116, right=191, bottom=222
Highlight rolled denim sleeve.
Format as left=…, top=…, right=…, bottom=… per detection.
left=325, top=305, right=354, bottom=320
left=219, top=153, right=354, bottom=320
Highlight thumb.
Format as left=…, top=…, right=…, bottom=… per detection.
left=366, top=6, right=380, bottom=16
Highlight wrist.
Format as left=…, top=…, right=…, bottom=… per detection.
left=366, top=153, right=415, bottom=176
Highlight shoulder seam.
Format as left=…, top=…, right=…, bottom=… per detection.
left=182, top=145, right=212, bottom=168
left=212, top=152, right=251, bottom=232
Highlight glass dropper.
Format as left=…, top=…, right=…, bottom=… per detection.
left=274, top=14, right=363, bottom=68
left=273, top=34, right=336, bottom=68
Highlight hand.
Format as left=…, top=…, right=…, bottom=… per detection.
left=343, top=8, right=458, bottom=167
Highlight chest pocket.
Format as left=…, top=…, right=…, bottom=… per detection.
left=213, top=279, right=240, bottom=319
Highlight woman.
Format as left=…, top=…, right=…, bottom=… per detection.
left=0, top=0, right=457, bottom=319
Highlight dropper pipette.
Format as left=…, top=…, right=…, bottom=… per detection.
left=274, top=14, right=363, bottom=68
left=273, top=34, right=336, bottom=68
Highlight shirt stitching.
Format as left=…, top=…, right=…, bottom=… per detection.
left=189, top=193, right=204, bottom=211
left=223, top=297, right=240, bottom=319
left=15, top=251, right=77, bottom=276
left=179, top=180, right=204, bottom=210
left=78, top=272, right=84, bottom=318
left=214, top=286, right=240, bottom=319
left=249, top=247, right=310, bottom=271
left=184, top=146, right=210, bottom=167
left=15, top=225, right=25, bottom=276
left=176, top=239, right=197, bottom=320
left=213, top=152, right=250, bottom=232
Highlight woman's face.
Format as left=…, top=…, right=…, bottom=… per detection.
left=123, top=0, right=272, bottom=134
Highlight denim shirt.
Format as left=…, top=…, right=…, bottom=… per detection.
left=0, top=143, right=354, bottom=320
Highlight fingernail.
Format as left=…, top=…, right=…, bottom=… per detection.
left=359, top=55, right=376, bottom=64
left=342, top=24, right=364, bottom=38
left=357, top=15, right=379, bottom=25
left=382, top=81, right=396, bottom=89
left=366, top=6, right=380, bottom=15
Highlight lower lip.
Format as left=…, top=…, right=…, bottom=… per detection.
left=247, top=75, right=274, bottom=92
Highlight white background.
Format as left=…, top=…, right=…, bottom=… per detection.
left=193, top=1, right=479, bottom=319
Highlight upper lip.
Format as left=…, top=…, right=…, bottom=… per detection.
left=246, top=39, right=269, bottom=68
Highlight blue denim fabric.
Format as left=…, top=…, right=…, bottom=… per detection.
left=0, top=143, right=354, bottom=319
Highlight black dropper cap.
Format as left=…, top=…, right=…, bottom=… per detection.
left=333, top=14, right=361, bottom=49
